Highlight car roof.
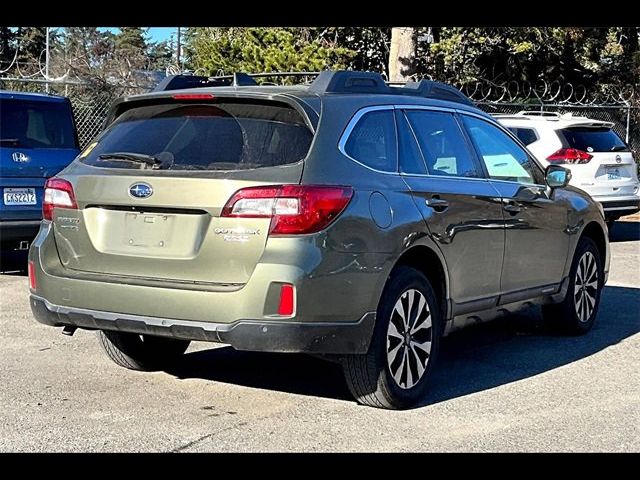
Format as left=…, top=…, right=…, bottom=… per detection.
left=494, top=112, right=614, bottom=130
left=118, top=84, right=491, bottom=121
left=0, top=90, right=71, bottom=103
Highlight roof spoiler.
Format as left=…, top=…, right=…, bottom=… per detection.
left=153, top=72, right=259, bottom=91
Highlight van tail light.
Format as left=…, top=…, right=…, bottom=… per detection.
left=43, top=178, right=77, bottom=221
left=546, top=148, right=593, bottom=164
left=221, top=185, right=353, bottom=235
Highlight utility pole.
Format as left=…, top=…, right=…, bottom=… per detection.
left=389, top=27, right=416, bottom=82
left=45, top=27, right=50, bottom=93
left=176, top=27, right=181, bottom=72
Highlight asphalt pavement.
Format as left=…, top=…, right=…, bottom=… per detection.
left=0, top=221, right=638, bottom=452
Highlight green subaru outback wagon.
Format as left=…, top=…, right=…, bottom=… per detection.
left=29, top=71, right=609, bottom=409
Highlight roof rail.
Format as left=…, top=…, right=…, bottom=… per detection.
left=308, top=71, right=475, bottom=106
left=154, top=70, right=476, bottom=107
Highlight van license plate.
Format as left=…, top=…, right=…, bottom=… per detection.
left=606, top=167, right=621, bottom=180
left=3, top=188, right=37, bottom=205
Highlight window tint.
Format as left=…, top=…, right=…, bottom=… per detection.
left=81, top=101, right=313, bottom=170
left=463, top=116, right=539, bottom=184
left=508, top=127, right=538, bottom=146
left=345, top=109, right=397, bottom=172
left=0, top=99, right=77, bottom=149
left=396, top=111, right=427, bottom=175
left=559, top=127, right=628, bottom=153
left=404, top=110, right=479, bottom=178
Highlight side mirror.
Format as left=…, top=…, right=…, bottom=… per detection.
left=546, top=165, right=571, bottom=189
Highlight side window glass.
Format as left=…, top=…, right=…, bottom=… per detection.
left=396, top=110, right=427, bottom=175
left=344, top=109, right=397, bottom=172
left=508, top=127, right=538, bottom=146
left=463, top=116, right=539, bottom=184
left=404, top=110, right=480, bottom=178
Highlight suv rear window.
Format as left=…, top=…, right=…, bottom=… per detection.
left=558, top=127, right=628, bottom=153
left=80, top=100, right=313, bottom=170
left=0, top=99, right=77, bottom=149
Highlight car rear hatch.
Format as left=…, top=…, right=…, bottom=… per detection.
left=50, top=94, right=316, bottom=285
left=1, top=97, right=79, bottom=221
left=553, top=123, right=638, bottom=197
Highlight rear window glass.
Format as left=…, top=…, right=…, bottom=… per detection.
left=559, top=127, right=628, bottom=153
left=0, top=99, right=77, bottom=149
left=80, top=101, right=313, bottom=170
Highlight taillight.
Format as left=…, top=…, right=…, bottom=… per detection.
left=546, top=148, right=593, bottom=164
left=221, top=185, right=353, bottom=235
left=43, top=178, right=77, bottom=221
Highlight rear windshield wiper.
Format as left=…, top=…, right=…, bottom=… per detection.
left=98, top=152, right=163, bottom=169
left=0, top=138, right=21, bottom=146
left=610, top=145, right=628, bottom=152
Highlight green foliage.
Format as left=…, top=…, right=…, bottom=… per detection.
left=115, top=27, right=148, bottom=53
left=148, top=41, right=173, bottom=71
left=418, top=27, right=639, bottom=91
left=184, top=27, right=356, bottom=78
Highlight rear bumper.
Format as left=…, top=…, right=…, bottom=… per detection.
left=0, top=220, right=41, bottom=243
left=30, top=294, right=376, bottom=354
left=594, top=196, right=640, bottom=216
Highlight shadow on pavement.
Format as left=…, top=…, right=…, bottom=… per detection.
left=0, top=249, right=29, bottom=276
left=609, top=220, right=640, bottom=242
left=167, top=285, right=639, bottom=405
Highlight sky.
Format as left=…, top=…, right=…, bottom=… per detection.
left=98, top=27, right=178, bottom=44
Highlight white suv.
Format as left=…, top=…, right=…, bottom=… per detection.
left=496, top=111, right=640, bottom=224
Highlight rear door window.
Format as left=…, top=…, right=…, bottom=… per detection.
left=80, top=100, right=314, bottom=170
left=0, top=99, right=77, bottom=149
left=344, top=109, right=398, bottom=172
left=404, top=110, right=481, bottom=178
left=558, top=127, right=628, bottom=153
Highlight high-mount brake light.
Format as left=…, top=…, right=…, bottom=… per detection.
left=171, top=93, right=215, bottom=100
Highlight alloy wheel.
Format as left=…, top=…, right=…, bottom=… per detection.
left=574, top=251, right=599, bottom=323
left=386, top=289, right=432, bottom=389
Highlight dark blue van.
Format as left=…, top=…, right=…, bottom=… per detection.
left=1, top=91, right=80, bottom=250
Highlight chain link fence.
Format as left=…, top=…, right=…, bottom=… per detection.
left=2, top=77, right=638, bottom=157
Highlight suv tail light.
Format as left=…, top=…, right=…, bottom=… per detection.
left=43, top=178, right=77, bottom=220
left=546, top=148, right=593, bottom=164
left=221, top=185, right=353, bottom=235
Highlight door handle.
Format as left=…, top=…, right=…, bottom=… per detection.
left=503, top=201, right=521, bottom=215
left=425, top=197, right=450, bottom=212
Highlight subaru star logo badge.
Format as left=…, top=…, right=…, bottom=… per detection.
left=129, top=183, right=153, bottom=199
left=12, top=152, right=29, bottom=163
left=615, top=155, right=622, bottom=164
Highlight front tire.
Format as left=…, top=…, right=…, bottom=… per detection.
left=542, top=236, right=603, bottom=335
left=342, top=267, right=442, bottom=409
left=98, top=330, right=190, bottom=371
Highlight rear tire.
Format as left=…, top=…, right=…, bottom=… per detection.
left=342, top=266, right=442, bottom=409
left=541, top=237, right=603, bottom=335
left=98, top=330, right=190, bottom=371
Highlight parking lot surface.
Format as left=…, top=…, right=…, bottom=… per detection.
left=0, top=221, right=638, bottom=452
